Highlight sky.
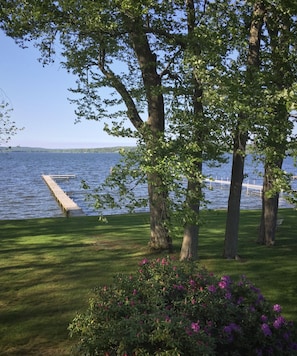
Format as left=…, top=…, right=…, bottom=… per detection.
left=0, top=31, right=137, bottom=148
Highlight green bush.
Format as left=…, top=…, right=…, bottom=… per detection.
left=69, top=257, right=297, bottom=355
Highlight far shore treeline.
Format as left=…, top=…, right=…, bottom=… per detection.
left=0, top=144, right=277, bottom=155
left=0, top=146, right=136, bottom=153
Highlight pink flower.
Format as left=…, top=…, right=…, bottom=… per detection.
left=219, top=276, right=231, bottom=289
left=140, top=258, right=149, bottom=265
left=218, top=278, right=229, bottom=289
left=191, top=322, right=200, bottom=333
left=161, top=257, right=168, bottom=265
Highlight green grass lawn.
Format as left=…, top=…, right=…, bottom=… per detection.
left=0, top=209, right=296, bottom=355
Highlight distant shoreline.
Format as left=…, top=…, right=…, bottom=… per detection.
left=0, top=146, right=136, bottom=153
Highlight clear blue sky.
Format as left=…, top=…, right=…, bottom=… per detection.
left=0, top=31, right=137, bottom=148
left=2, top=32, right=296, bottom=149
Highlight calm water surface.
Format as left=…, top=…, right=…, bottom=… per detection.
left=0, top=151, right=295, bottom=220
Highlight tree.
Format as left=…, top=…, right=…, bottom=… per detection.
left=179, top=0, right=204, bottom=260
left=223, top=0, right=297, bottom=253
left=224, top=1, right=265, bottom=259
left=0, top=0, right=176, bottom=250
left=256, top=3, right=297, bottom=245
left=0, top=90, right=19, bottom=145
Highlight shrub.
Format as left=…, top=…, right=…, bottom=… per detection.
left=69, top=257, right=297, bottom=355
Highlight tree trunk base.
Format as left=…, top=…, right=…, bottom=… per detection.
left=223, top=254, right=243, bottom=261
left=148, top=241, right=173, bottom=253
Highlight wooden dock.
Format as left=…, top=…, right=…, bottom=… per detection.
left=42, top=175, right=85, bottom=217
left=205, top=178, right=263, bottom=195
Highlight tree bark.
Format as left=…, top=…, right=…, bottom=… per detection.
left=258, top=10, right=292, bottom=246
left=180, top=170, right=202, bottom=260
left=258, top=160, right=282, bottom=245
left=127, top=16, right=172, bottom=251
left=147, top=171, right=172, bottom=251
left=223, top=128, right=247, bottom=258
left=223, top=1, right=264, bottom=259
left=180, top=0, right=203, bottom=261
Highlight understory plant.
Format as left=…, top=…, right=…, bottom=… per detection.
left=69, top=257, right=297, bottom=355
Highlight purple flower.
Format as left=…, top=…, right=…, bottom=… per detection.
left=207, top=284, right=216, bottom=293
left=189, top=279, right=196, bottom=287
left=273, top=316, right=285, bottom=329
left=225, top=291, right=232, bottom=299
left=223, top=323, right=241, bottom=334
left=237, top=296, right=244, bottom=305
left=230, top=323, right=241, bottom=332
left=221, top=275, right=231, bottom=284
left=273, top=304, right=282, bottom=313
left=261, top=323, right=272, bottom=337
left=261, top=315, right=268, bottom=322
left=283, top=331, right=289, bottom=341
left=223, top=325, right=232, bottom=334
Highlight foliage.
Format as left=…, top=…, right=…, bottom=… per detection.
left=0, top=94, right=20, bottom=145
left=69, top=257, right=297, bottom=355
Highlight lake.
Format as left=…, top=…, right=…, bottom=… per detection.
left=0, top=151, right=296, bottom=220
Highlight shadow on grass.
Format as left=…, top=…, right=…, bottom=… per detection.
left=0, top=214, right=152, bottom=355
left=0, top=210, right=296, bottom=355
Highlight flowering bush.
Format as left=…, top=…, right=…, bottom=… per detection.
left=69, top=257, right=297, bottom=355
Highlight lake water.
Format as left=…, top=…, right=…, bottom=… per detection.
left=0, top=151, right=296, bottom=220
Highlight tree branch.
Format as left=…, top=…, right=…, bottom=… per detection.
left=98, top=57, right=144, bottom=131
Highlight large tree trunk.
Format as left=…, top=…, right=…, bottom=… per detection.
left=258, top=160, right=282, bottom=245
left=223, top=128, right=247, bottom=258
left=223, top=1, right=264, bottom=259
left=258, top=11, right=291, bottom=246
left=147, top=171, right=172, bottom=251
left=180, top=0, right=203, bottom=261
left=180, top=163, right=202, bottom=261
left=127, top=17, right=172, bottom=251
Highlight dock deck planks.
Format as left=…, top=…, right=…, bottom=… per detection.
left=42, top=175, right=85, bottom=217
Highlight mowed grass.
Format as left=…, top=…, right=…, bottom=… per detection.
left=0, top=209, right=296, bottom=355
